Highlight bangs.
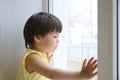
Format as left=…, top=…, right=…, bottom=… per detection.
left=35, top=12, right=62, bottom=37
left=48, top=14, right=62, bottom=33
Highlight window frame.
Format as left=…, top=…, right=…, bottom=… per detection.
left=98, top=0, right=117, bottom=80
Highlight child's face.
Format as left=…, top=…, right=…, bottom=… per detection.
left=38, top=31, right=60, bottom=53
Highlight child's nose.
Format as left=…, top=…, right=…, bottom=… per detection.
left=57, top=39, right=59, bottom=43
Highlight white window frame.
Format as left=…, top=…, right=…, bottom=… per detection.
left=98, top=0, right=117, bottom=80
left=41, top=0, right=48, bottom=12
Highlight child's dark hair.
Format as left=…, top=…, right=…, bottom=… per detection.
left=23, top=12, right=62, bottom=48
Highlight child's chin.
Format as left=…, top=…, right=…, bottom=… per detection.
left=51, top=49, right=55, bottom=52
left=48, top=50, right=54, bottom=53
left=51, top=50, right=55, bottom=52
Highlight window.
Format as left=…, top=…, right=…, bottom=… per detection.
left=49, top=0, right=117, bottom=80
left=49, top=0, right=97, bottom=68
left=67, top=0, right=97, bottom=61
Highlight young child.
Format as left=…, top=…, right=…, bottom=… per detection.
left=16, top=12, right=97, bottom=80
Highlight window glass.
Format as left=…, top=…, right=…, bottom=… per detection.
left=66, top=0, right=97, bottom=61
left=49, top=1, right=98, bottom=79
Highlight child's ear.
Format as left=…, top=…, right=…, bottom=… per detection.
left=34, top=35, right=41, bottom=42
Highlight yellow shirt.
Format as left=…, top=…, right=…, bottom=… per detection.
left=16, top=48, right=51, bottom=80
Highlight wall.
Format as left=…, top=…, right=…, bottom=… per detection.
left=0, top=0, right=47, bottom=80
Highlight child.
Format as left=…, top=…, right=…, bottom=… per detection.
left=16, top=12, right=97, bottom=80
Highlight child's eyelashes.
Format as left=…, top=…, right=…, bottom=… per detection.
left=53, top=36, right=58, bottom=38
left=53, top=35, right=59, bottom=38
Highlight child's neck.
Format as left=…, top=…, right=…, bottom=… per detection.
left=32, top=47, right=46, bottom=54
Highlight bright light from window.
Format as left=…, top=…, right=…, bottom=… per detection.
left=66, top=0, right=97, bottom=45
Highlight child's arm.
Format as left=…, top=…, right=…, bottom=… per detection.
left=25, top=54, right=97, bottom=80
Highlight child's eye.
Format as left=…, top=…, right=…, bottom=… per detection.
left=53, top=36, right=57, bottom=38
